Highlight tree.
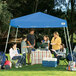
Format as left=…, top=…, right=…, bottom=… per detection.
left=7, top=0, right=35, bottom=17
left=54, top=0, right=76, bottom=48
left=0, top=0, right=13, bottom=38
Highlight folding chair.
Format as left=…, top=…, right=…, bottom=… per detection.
left=59, top=48, right=69, bottom=65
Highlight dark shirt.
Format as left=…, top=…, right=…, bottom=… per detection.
left=27, top=34, right=35, bottom=45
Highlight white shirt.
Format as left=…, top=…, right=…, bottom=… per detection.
left=57, top=48, right=66, bottom=58
left=42, top=40, right=50, bottom=44
left=51, top=48, right=66, bottom=58
left=9, top=48, right=19, bottom=59
left=42, top=40, right=50, bottom=49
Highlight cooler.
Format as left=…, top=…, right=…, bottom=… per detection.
left=42, top=58, right=57, bottom=67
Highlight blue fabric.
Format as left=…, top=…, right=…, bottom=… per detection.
left=17, top=50, right=20, bottom=54
left=22, top=53, right=26, bottom=65
left=12, top=56, right=22, bottom=64
left=67, top=53, right=72, bottom=61
left=0, top=51, right=6, bottom=66
left=10, top=12, right=67, bottom=28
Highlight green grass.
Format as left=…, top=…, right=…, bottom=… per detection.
left=0, top=54, right=76, bottom=76
left=0, top=64, right=76, bottom=76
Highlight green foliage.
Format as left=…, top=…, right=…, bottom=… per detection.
left=0, top=0, right=13, bottom=36
left=7, top=0, right=34, bottom=17
left=0, top=0, right=76, bottom=41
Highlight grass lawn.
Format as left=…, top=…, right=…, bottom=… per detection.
left=0, top=54, right=76, bottom=76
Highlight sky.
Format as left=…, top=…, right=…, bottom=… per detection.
left=55, top=0, right=71, bottom=12
left=66, top=0, right=69, bottom=3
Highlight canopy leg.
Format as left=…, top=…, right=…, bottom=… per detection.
left=15, top=27, right=18, bottom=42
left=4, top=25, right=11, bottom=53
left=63, top=27, right=69, bottom=49
left=66, top=27, right=73, bottom=61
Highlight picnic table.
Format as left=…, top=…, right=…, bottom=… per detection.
left=31, top=49, right=52, bottom=65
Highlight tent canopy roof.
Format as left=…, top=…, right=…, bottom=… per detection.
left=10, top=12, right=67, bottom=28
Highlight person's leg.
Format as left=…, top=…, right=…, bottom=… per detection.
left=12, top=56, right=22, bottom=65
left=12, top=56, right=19, bottom=68
left=17, top=56, right=22, bottom=64
left=27, top=48, right=32, bottom=64
left=53, top=52, right=57, bottom=58
left=27, top=53, right=30, bottom=64
left=54, top=50, right=60, bottom=58
left=57, top=56, right=62, bottom=65
left=21, top=53, right=26, bottom=65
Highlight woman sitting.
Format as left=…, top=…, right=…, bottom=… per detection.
left=41, top=35, right=50, bottom=50
left=9, top=42, right=24, bottom=68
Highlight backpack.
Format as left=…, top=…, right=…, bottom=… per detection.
left=67, top=61, right=76, bottom=71
left=4, top=60, right=12, bottom=69
left=0, top=51, right=8, bottom=68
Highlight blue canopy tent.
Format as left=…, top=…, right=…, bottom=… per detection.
left=10, top=12, right=67, bottom=28
left=5, top=12, right=72, bottom=59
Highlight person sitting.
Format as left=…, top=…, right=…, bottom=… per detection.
left=67, top=46, right=76, bottom=62
left=21, top=36, right=31, bottom=65
left=41, top=35, right=50, bottom=50
left=52, top=43, right=66, bottom=64
left=57, top=44, right=66, bottom=57
left=9, top=43, right=24, bottom=68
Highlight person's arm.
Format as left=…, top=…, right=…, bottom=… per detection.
left=51, top=37, right=53, bottom=43
left=63, top=48, right=66, bottom=54
left=21, top=41, right=31, bottom=48
left=27, top=41, right=33, bottom=48
left=27, top=41, right=32, bottom=46
left=22, top=46, right=30, bottom=48
left=48, top=43, right=50, bottom=49
left=9, top=49, right=12, bottom=57
left=34, top=40, right=35, bottom=46
left=56, top=38, right=61, bottom=45
left=51, top=37, right=61, bottom=45
left=48, top=40, right=50, bottom=49
left=27, top=34, right=32, bottom=46
left=15, top=49, right=20, bottom=56
left=51, top=37, right=56, bottom=45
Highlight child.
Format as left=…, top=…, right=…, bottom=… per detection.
left=57, top=44, right=66, bottom=64
left=51, top=44, right=66, bottom=65
left=21, top=36, right=31, bottom=65
left=41, top=35, right=50, bottom=50
left=59, top=44, right=66, bottom=57
left=9, top=43, right=23, bottom=68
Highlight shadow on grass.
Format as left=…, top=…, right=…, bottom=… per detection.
left=1, top=65, right=67, bottom=71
